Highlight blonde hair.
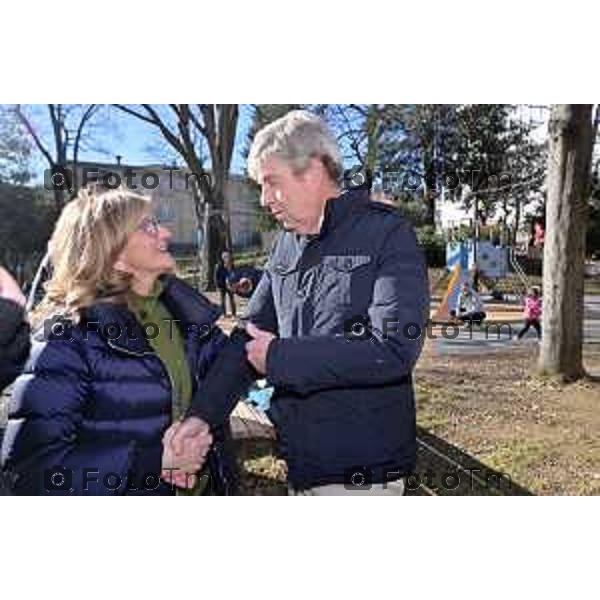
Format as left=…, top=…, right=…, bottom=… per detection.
left=247, top=110, right=342, bottom=183
left=32, top=187, right=151, bottom=326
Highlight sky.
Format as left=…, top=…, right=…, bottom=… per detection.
left=11, top=104, right=569, bottom=187
left=13, top=104, right=254, bottom=184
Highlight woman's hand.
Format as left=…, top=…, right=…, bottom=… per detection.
left=0, top=267, right=26, bottom=307
left=161, top=417, right=213, bottom=489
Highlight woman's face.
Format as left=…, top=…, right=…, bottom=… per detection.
left=115, top=212, right=175, bottom=281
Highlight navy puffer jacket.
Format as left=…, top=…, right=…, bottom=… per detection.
left=0, top=276, right=227, bottom=495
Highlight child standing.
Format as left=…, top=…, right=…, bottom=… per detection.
left=214, top=251, right=237, bottom=318
left=517, top=287, right=543, bottom=340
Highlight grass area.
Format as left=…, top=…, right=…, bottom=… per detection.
left=414, top=341, right=600, bottom=495
left=235, top=439, right=287, bottom=496
left=175, top=251, right=600, bottom=495
left=232, top=341, right=600, bottom=496
left=234, top=249, right=267, bottom=267
left=174, top=251, right=267, bottom=288
left=175, top=249, right=266, bottom=270
left=586, top=277, right=600, bottom=295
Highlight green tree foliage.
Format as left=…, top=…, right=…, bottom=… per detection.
left=339, top=104, right=545, bottom=231
left=0, top=183, right=55, bottom=285
left=587, top=164, right=600, bottom=257
left=0, top=106, right=32, bottom=184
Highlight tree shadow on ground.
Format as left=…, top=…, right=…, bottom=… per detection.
left=234, top=430, right=534, bottom=496
left=409, top=427, right=534, bottom=496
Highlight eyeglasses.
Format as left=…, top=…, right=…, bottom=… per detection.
left=137, top=215, right=161, bottom=236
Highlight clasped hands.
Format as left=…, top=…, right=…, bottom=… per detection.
left=161, top=322, right=276, bottom=489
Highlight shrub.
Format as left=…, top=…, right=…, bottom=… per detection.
left=416, top=226, right=446, bottom=268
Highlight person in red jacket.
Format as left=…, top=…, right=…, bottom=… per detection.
left=516, top=287, right=543, bottom=340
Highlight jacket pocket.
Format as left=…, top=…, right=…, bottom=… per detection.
left=268, top=260, right=301, bottom=312
left=317, top=255, right=372, bottom=306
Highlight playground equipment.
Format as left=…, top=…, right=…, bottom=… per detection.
left=509, top=248, right=532, bottom=296
left=432, top=239, right=510, bottom=322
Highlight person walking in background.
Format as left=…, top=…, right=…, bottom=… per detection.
left=516, top=286, right=543, bottom=340
left=214, top=251, right=237, bottom=318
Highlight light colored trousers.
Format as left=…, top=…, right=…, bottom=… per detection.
left=289, top=480, right=405, bottom=496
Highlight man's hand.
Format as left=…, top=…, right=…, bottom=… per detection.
left=245, top=323, right=276, bottom=375
left=0, top=267, right=26, bottom=308
left=161, top=417, right=213, bottom=489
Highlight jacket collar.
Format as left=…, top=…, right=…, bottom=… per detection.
left=82, top=275, right=222, bottom=357
left=318, top=189, right=370, bottom=239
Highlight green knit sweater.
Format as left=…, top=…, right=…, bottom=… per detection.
left=127, top=281, right=208, bottom=495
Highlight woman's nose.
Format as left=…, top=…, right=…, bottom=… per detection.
left=158, top=225, right=172, bottom=241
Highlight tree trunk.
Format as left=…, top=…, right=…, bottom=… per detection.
left=422, top=150, right=436, bottom=226
left=189, top=179, right=205, bottom=290
left=365, top=104, right=379, bottom=173
left=538, top=105, right=595, bottom=381
left=199, top=104, right=238, bottom=290
left=52, top=183, right=65, bottom=212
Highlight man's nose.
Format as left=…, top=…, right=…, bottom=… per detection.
left=260, top=188, right=270, bottom=208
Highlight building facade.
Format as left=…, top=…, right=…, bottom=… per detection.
left=66, top=160, right=262, bottom=254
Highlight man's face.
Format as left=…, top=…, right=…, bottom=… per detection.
left=258, top=156, right=322, bottom=233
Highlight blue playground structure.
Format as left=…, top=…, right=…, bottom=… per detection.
left=434, top=240, right=511, bottom=321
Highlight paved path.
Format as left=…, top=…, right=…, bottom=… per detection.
left=431, top=295, right=600, bottom=356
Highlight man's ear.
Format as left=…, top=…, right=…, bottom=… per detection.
left=301, top=157, right=323, bottom=188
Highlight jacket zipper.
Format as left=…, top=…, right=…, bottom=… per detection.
left=106, top=339, right=225, bottom=495
left=106, top=340, right=177, bottom=415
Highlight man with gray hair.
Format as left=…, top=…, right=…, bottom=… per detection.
left=166, top=110, right=429, bottom=495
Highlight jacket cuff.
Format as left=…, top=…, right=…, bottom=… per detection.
left=265, top=338, right=293, bottom=390
left=186, top=328, right=258, bottom=427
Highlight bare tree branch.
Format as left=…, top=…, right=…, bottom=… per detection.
left=74, top=104, right=99, bottom=167
left=192, top=105, right=209, bottom=139
left=15, top=105, right=54, bottom=166
left=114, top=104, right=158, bottom=125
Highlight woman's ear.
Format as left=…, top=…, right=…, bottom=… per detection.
left=113, top=251, right=131, bottom=275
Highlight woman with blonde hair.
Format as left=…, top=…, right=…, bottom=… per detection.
left=1, top=187, right=231, bottom=495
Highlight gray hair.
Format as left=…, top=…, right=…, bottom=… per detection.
left=247, top=110, right=342, bottom=183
